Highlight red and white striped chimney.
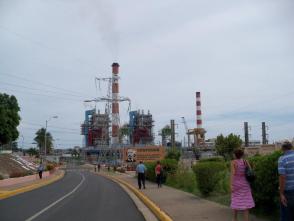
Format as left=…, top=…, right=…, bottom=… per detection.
left=112, top=63, right=120, bottom=145
left=196, top=92, right=202, bottom=128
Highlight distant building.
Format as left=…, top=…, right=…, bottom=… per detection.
left=247, top=140, right=261, bottom=147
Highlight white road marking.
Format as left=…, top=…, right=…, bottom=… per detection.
left=25, top=172, right=85, bottom=221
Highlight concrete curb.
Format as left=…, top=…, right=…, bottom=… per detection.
left=100, top=173, right=173, bottom=221
left=0, top=170, right=65, bottom=200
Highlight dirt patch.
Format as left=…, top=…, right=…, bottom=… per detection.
left=0, top=154, right=34, bottom=178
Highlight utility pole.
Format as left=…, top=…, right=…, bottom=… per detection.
left=44, top=120, right=47, bottom=161
left=181, top=117, right=190, bottom=148
left=171, top=120, right=175, bottom=149
left=45, top=116, right=58, bottom=162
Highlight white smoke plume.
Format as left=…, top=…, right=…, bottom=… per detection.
left=78, top=0, right=120, bottom=59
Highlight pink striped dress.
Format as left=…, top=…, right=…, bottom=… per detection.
left=231, top=159, right=255, bottom=210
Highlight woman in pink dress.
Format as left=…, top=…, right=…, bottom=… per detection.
left=230, top=149, right=255, bottom=221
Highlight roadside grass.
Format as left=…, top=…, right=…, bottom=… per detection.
left=164, top=164, right=279, bottom=221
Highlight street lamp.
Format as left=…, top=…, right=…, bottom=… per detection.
left=44, top=116, right=58, bottom=161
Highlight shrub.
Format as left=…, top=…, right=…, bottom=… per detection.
left=0, top=174, right=3, bottom=180
left=46, top=164, right=55, bottom=171
left=160, top=159, right=178, bottom=183
left=215, top=170, right=230, bottom=194
left=166, top=164, right=196, bottom=193
left=198, top=156, right=224, bottom=163
left=193, top=161, right=227, bottom=196
left=165, top=149, right=181, bottom=162
left=9, top=171, right=29, bottom=178
left=116, top=167, right=126, bottom=173
left=145, top=159, right=178, bottom=183
left=145, top=162, right=156, bottom=182
left=249, top=151, right=282, bottom=212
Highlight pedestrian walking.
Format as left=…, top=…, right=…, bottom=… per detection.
left=230, top=149, right=255, bottom=221
left=278, top=141, right=294, bottom=221
left=155, top=161, right=163, bottom=188
left=136, top=161, right=147, bottom=189
left=98, top=163, right=101, bottom=172
left=37, top=163, right=44, bottom=179
left=94, top=164, right=97, bottom=172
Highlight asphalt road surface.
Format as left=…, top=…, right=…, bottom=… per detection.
left=0, top=169, right=145, bottom=221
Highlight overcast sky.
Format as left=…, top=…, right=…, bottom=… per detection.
left=0, top=0, right=293, bottom=148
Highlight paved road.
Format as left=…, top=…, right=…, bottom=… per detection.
left=0, top=169, right=145, bottom=221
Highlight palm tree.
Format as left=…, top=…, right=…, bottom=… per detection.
left=34, top=128, right=53, bottom=154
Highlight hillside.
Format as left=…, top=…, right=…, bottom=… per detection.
left=0, top=154, right=38, bottom=179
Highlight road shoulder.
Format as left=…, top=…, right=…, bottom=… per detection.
left=0, top=170, right=65, bottom=200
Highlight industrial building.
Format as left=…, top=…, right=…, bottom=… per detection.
left=129, top=110, right=154, bottom=145
left=81, top=109, right=110, bottom=147
left=81, top=63, right=159, bottom=165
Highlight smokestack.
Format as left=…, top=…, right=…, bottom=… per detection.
left=262, top=122, right=268, bottom=145
left=196, top=92, right=202, bottom=128
left=171, top=119, right=175, bottom=149
left=112, top=62, right=120, bottom=145
left=244, top=122, right=249, bottom=147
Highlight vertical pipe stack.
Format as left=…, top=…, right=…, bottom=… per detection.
left=171, top=119, right=175, bottom=149
left=262, top=122, right=268, bottom=145
left=112, top=63, right=120, bottom=145
left=196, top=92, right=202, bottom=128
left=244, top=122, right=249, bottom=147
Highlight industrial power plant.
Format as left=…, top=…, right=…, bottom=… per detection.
left=79, top=63, right=278, bottom=166
left=80, top=63, right=162, bottom=164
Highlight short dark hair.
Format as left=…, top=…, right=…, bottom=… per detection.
left=282, top=141, right=293, bottom=150
left=157, top=161, right=160, bottom=164
left=234, top=149, right=244, bottom=159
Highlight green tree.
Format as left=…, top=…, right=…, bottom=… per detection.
left=165, top=148, right=181, bottom=162
left=160, top=125, right=172, bottom=146
left=0, top=93, right=21, bottom=146
left=215, top=133, right=242, bottom=160
left=161, top=125, right=172, bottom=137
left=27, top=148, right=39, bottom=157
left=34, top=128, right=53, bottom=154
left=72, top=148, right=80, bottom=158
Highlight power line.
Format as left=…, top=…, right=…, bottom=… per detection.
left=20, top=126, right=81, bottom=135
left=0, top=72, right=89, bottom=97
left=0, top=86, right=84, bottom=102
left=21, top=121, right=80, bottom=132
left=0, top=80, right=87, bottom=98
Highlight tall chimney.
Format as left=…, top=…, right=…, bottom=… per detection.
left=196, top=92, right=202, bottom=128
left=112, top=62, right=120, bottom=145
left=244, top=122, right=249, bottom=147
left=262, top=122, right=268, bottom=145
left=171, top=119, right=175, bottom=149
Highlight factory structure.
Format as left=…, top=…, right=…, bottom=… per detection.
left=129, top=110, right=154, bottom=145
left=184, top=92, right=207, bottom=148
left=79, top=62, right=279, bottom=164
left=81, top=63, right=162, bottom=165
left=81, top=109, right=154, bottom=148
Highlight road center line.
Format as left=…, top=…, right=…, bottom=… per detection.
left=25, top=172, right=85, bottom=221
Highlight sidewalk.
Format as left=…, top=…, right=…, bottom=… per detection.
left=0, top=170, right=64, bottom=199
left=109, top=171, right=266, bottom=221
